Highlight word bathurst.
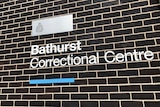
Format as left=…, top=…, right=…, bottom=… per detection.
left=30, top=41, right=154, bottom=68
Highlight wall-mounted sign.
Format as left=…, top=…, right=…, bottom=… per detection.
left=32, top=14, right=73, bottom=36
left=30, top=41, right=154, bottom=68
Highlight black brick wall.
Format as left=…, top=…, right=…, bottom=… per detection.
left=0, top=0, right=160, bottom=107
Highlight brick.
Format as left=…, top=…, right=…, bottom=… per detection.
left=81, top=101, right=98, bottom=107
left=146, top=32, right=160, bottom=38
left=46, top=101, right=60, bottom=107
left=74, top=17, right=84, bottom=23
left=95, top=31, right=112, bottom=38
left=8, top=95, right=21, bottom=99
left=40, top=2, right=53, bottom=8
left=86, top=27, right=102, bottom=33
left=150, top=61, right=160, bottom=67
left=126, top=33, right=144, bottom=41
left=94, top=7, right=110, bottom=14
left=30, top=88, right=44, bottom=93
left=149, top=46, right=160, bottom=52
left=103, top=12, right=120, bottom=18
left=0, top=95, right=7, bottom=100
left=38, top=94, right=52, bottom=99
left=107, top=63, right=126, bottom=69
left=10, top=4, right=21, bottom=9
left=70, top=66, right=86, bottom=71
left=4, top=65, right=16, bottom=70
left=77, top=0, right=91, bottom=6
left=9, top=82, right=22, bottom=87
left=115, top=42, right=134, bottom=48
left=8, top=24, right=19, bottom=28
left=71, top=94, right=88, bottom=99
left=140, top=69, right=160, bottom=75
left=62, top=87, right=78, bottom=92
left=120, top=85, right=140, bottom=91
left=95, top=19, right=111, bottom=26
left=145, top=101, right=160, bottom=107
left=63, top=101, right=79, bottom=107
left=77, top=11, right=93, bottom=17
left=121, top=0, right=138, bottom=3
left=16, top=76, right=29, bottom=81
left=131, top=1, right=148, bottom=8
left=136, top=40, right=155, bottom=46
left=27, top=15, right=39, bottom=20
left=152, top=11, right=160, bottom=17
left=101, top=101, right=119, bottom=107
left=54, top=10, right=68, bottom=15
left=103, top=0, right=119, bottom=6
left=128, top=62, right=149, bottom=68
left=98, top=71, right=116, bottom=77
left=109, top=78, right=128, bottom=84
left=112, top=4, right=129, bottom=11
left=118, top=70, right=138, bottom=76
left=90, top=94, right=108, bottom=99
left=142, top=5, right=160, bottom=12
left=144, top=18, right=160, bottom=25
left=122, top=101, right=143, bottom=107
left=2, top=29, right=12, bottom=34
left=153, top=76, right=160, bottom=83
left=88, top=79, right=106, bottom=84
left=15, top=101, right=28, bottom=106
left=34, top=0, right=46, bottom=4
left=80, top=86, right=97, bottom=92
left=96, top=44, right=113, bottom=50
left=71, top=79, right=87, bottom=85
left=54, top=0, right=67, bottom=5
left=123, top=8, right=141, bottom=16
left=132, top=93, right=154, bottom=99
left=85, top=4, right=100, bottom=10
left=133, top=13, right=150, bottom=20
left=15, top=17, right=25, bottom=22
left=99, top=86, right=118, bottom=92
left=1, top=101, right=13, bottom=106
left=54, top=67, right=69, bottom=72
left=30, top=101, right=44, bottom=106
left=4, top=10, right=14, bottom=15
left=123, top=21, right=142, bottom=28
left=113, top=16, right=131, bottom=23
left=34, top=9, right=46, bottom=14
left=70, top=29, right=85, bottom=35
left=16, top=88, right=28, bottom=93
left=46, top=74, right=60, bottom=79
left=78, top=22, right=93, bottom=28
left=54, top=94, right=69, bottom=99
left=87, top=39, right=104, bottom=45
left=3, top=77, right=15, bottom=81
left=4, top=1, right=14, bottom=6
left=16, top=0, right=26, bottom=4
left=2, top=89, right=14, bottom=93
left=24, top=69, right=37, bottom=74
left=13, top=37, right=24, bottom=42
left=142, top=85, right=160, bottom=91
left=0, top=83, right=8, bottom=87
left=88, top=65, right=105, bottom=70
left=110, top=93, right=130, bottom=99
left=62, top=3, right=75, bottom=9
left=114, top=29, right=132, bottom=35
left=21, top=12, right=32, bottom=17
left=46, top=87, right=60, bottom=93
left=61, top=36, right=76, bottom=42
left=154, top=25, right=160, bottom=30
left=30, top=75, right=44, bottom=79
